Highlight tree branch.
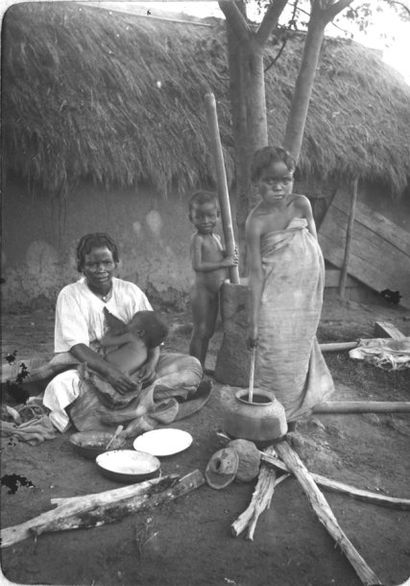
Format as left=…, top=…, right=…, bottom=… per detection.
left=320, top=0, right=354, bottom=23
left=295, top=3, right=351, bottom=34
left=256, top=0, right=289, bottom=45
left=264, top=33, right=289, bottom=73
left=388, top=0, right=410, bottom=18
left=218, top=0, right=251, bottom=44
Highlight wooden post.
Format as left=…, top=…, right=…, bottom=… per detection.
left=320, top=341, right=358, bottom=352
left=205, top=92, right=240, bottom=284
left=339, top=177, right=358, bottom=299
left=374, top=322, right=406, bottom=340
left=313, top=400, right=410, bottom=414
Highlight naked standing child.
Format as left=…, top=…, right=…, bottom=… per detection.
left=188, top=191, right=238, bottom=368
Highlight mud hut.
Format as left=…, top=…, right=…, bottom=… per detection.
left=2, top=2, right=410, bottom=309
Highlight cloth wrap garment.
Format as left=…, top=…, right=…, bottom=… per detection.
left=40, top=277, right=209, bottom=433
left=69, top=352, right=208, bottom=435
left=256, top=217, right=334, bottom=421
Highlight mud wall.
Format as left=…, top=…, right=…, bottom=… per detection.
left=3, top=176, right=409, bottom=310
left=1, top=178, right=203, bottom=310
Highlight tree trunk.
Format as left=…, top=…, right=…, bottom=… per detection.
left=283, top=11, right=326, bottom=160
left=221, top=0, right=276, bottom=270
left=225, top=20, right=250, bottom=250
left=283, top=0, right=353, bottom=161
left=227, top=40, right=268, bottom=264
left=246, top=41, right=269, bottom=156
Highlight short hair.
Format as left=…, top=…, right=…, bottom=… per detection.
left=128, top=310, right=169, bottom=349
left=76, top=233, right=119, bottom=272
left=251, top=146, right=296, bottom=182
left=188, top=190, right=218, bottom=214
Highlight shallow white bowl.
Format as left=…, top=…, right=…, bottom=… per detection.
left=133, top=429, right=193, bottom=457
left=96, top=449, right=160, bottom=483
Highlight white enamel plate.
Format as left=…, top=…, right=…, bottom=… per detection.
left=133, top=428, right=193, bottom=457
left=96, top=449, right=160, bottom=483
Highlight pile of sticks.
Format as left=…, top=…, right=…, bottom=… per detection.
left=231, top=438, right=410, bottom=586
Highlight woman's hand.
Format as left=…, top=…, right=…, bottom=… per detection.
left=105, top=366, right=139, bottom=395
left=136, top=360, right=157, bottom=386
left=247, top=323, right=259, bottom=349
left=71, top=342, right=138, bottom=394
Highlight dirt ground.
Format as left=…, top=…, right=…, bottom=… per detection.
left=1, top=294, right=410, bottom=586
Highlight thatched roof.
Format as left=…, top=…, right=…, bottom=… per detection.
left=265, top=34, right=410, bottom=197
left=3, top=2, right=410, bottom=198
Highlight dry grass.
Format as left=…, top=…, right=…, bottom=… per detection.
left=2, top=3, right=410, bottom=199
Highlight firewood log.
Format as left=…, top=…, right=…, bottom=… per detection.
left=313, top=401, right=410, bottom=413
left=260, top=451, right=410, bottom=510
left=275, top=440, right=382, bottom=586
left=31, top=470, right=204, bottom=537
left=320, top=341, right=358, bottom=352
left=231, top=445, right=289, bottom=540
left=1, top=472, right=203, bottom=548
left=217, top=432, right=410, bottom=510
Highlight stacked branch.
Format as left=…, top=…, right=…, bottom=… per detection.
left=231, top=445, right=289, bottom=540
left=260, top=451, right=410, bottom=510
left=275, top=440, right=382, bottom=586
left=230, top=437, right=408, bottom=584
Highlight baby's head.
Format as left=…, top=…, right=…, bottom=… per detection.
left=188, top=191, right=219, bottom=233
left=127, top=311, right=169, bottom=349
left=251, top=146, right=296, bottom=183
left=103, top=307, right=168, bottom=349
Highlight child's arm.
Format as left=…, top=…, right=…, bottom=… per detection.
left=190, top=233, right=238, bottom=272
left=245, top=212, right=264, bottom=347
left=297, top=195, right=318, bottom=240
left=137, top=345, right=160, bottom=385
left=101, top=331, right=134, bottom=348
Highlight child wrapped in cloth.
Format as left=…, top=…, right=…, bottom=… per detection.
left=70, top=308, right=208, bottom=437
left=246, top=147, right=334, bottom=428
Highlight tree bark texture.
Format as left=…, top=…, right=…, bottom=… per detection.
left=1, top=472, right=204, bottom=548
left=231, top=444, right=284, bottom=540
left=220, top=0, right=284, bottom=262
left=260, top=451, right=410, bottom=510
left=283, top=11, right=325, bottom=160
left=283, top=0, right=353, bottom=161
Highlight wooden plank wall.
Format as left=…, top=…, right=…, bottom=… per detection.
left=318, top=190, right=410, bottom=308
left=325, top=269, right=357, bottom=289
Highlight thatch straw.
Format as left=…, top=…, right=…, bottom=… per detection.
left=264, top=32, right=410, bottom=195
left=2, top=2, right=409, bottom=199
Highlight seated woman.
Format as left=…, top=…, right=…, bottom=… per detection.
left=42, top=233, right=205, bottom=435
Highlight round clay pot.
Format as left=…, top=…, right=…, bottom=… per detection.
left=222, top=387, right=288, bottom=443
